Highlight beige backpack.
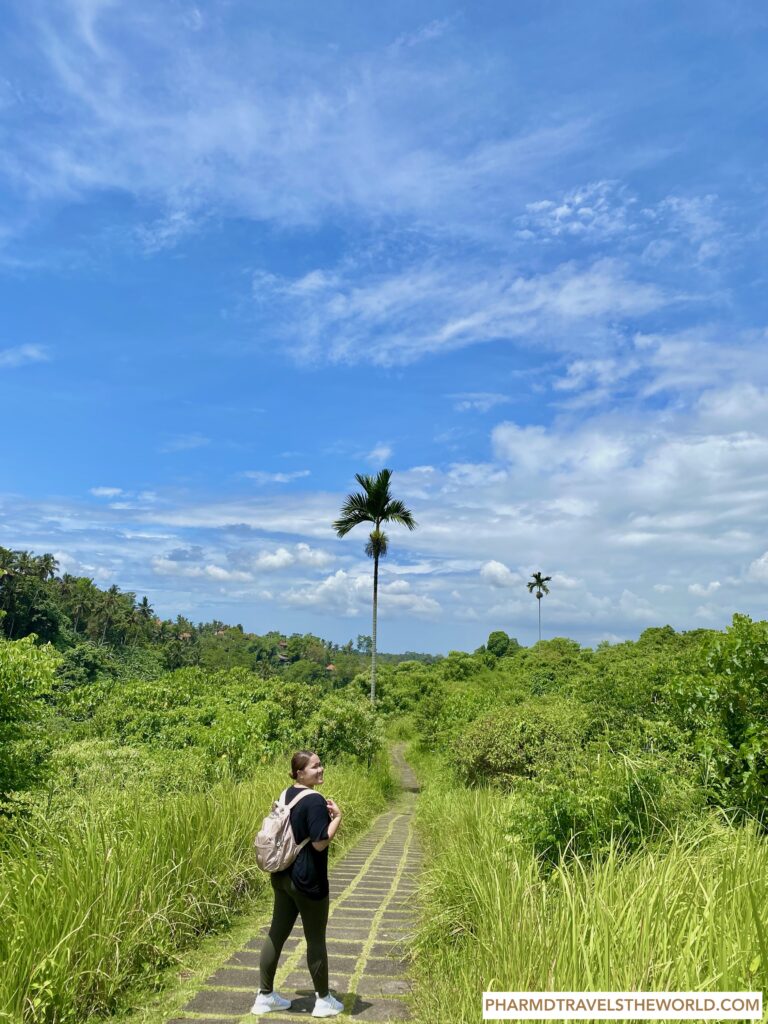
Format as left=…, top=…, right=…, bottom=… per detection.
left=254, top=787, right=317, bottom=872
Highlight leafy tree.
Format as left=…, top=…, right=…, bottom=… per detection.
left=672, top=613, right=768, bottom=818
left=0, top=548, right=64, bottom=642
left=55, top=641, right=116, bottom=689
left=333, top=469, right=417, bottom=703
left=527, top=571, right=552, bottom=642
left=487, top=630, right=512, bottom=658
left=307, top=691, right=383, bottom=766
left=59, top=575, right=99, bottom=636
left=0, top=634, right=60, bottom=803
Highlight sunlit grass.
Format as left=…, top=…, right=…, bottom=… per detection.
left=412, top=780, right=768, bottom=1024
left=0, top=757, right=393, bottom=1024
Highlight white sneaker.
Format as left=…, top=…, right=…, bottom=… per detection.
left=251, top=990, right=292, bottom=1014
left=312, top=991, right=344, bottom=1017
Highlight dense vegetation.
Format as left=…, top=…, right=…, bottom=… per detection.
left=0, top=548, right=406, bottom=1023
left=374, top=621, right=768, bottom=1023
left=2, top=545, right=767, bottom=1022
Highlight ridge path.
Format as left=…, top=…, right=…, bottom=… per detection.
left=167, top=746, right=421, bottom=1024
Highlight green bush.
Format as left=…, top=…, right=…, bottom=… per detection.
left=413, top=682, right=490, bottom=754
left=307, top=691, right=383, bottom=765
left=54, top=641, right=116, bottom=690
left=0, top=635, right=60, bottom=804
left=507, top=745, right=704, bottom=861
left=454, top=696, right=591, bottom=788
left=46, top=738, right=212, bottom=803
left=670, top=613, right=768, bottom=818
left=486, top=630, right=520, bottom=658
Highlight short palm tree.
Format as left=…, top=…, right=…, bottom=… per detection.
left=333, top=469, right=417, bottom=703
left=527, top=571, right=552, bottom=642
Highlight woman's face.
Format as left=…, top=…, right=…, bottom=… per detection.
left=296, top=754, right=324, bottom=788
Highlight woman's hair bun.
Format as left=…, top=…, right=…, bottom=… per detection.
left=290, top=750, right=316, bottom=779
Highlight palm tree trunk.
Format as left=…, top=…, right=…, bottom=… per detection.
left=371, top=552, right=379, bottom=704
left=538, top=596, right=541, bottom=642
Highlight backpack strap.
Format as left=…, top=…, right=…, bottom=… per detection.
left=284, top=787, right=321, bottom=811
left=279, top=788, right=317, bottom=855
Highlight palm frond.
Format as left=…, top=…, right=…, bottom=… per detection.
left=333, top=492, right=376, bottom=536
left=383, top=498, right=418, bottom=529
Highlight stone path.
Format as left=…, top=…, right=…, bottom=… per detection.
left=167, top=748, right=421, bottom=1024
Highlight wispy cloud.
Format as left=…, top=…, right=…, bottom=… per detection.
left=451, top=392, right=509, bottom=413
left=135, top=209, right=199, bottom=253
left=4, top=3, right=590, bottom=244
left=516, top=181, right=637, bottom=241
left=243, top=469, right=311, bottom=484
left=256, top=257, right=668, bottom=367
left=90, top=486, right=123, bottom=497
left=0, top=344, right=49, bottom=368
left=159, top=433, right=210, bottom=453
left=365, top=444, right=393, bottom=465
left=390, top=17, right=456, bottom=52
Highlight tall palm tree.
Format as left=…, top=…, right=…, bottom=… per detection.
left=333, top=469, right=417, bottom=703
left=527, top=571, right=552, bottom=642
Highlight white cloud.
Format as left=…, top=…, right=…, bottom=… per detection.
left=295, top=542, right=334, bottom=568
left=90, top=486, right=123, bottom=497
left=135, top=209, right=198, bottom=253
left=480, top=560, right=518, bottom=588
left=688, top=581, right=721, bottom=597
left=286, top=569, right=441, bottom=619
left=159, top=433, right=210, bottom=453
left=552, top=572, right=581, bottom=590
left=618, top=589, right=656, bottom=623
left=251, top=543, right=333, bottom=572
left=390, top=17, right=455, bottom=51
left=244, top=470, right=311, bottom=484
left=517, top=181, right=636, bottom=240
left=8, top=5, right=591, bottom=245
left=255, top=548, right=294, bottom=571
left=492, top=421, right=631, bottom=476
left=366, top=444, right=393, bottom=465
left=258, top=257, right=668, bottom=367
left=451, top=392, right=509, bottom=413
left=0, top=344, right=49, bottom=368
left=747, top=552, right=768, bottom=582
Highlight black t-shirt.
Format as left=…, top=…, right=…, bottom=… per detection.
left=275, top=786, right=330, bottom=900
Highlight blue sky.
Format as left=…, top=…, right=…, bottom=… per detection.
left=2, top=0, right=767, bottom=651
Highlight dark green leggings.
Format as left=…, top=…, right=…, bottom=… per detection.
left=259, top=873, right=329, bottom=996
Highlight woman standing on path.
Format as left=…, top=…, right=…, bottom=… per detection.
left=251, top=751, right=344, bottom=1019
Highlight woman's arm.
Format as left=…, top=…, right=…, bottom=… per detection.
left=311, top=798, right=341, bottom=851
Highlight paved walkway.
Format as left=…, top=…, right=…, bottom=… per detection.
left=167, top=748, right=421, bottom=1023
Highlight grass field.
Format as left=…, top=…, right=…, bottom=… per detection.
left=0, top=757, right=394, bottom=1024
left=411, top=770, right=768, bottom=1024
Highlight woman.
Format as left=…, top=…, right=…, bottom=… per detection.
left=251, top=750, right=344, bottom=1018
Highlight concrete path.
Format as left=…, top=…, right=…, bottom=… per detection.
left=167, top=748, right=421, bottom=1023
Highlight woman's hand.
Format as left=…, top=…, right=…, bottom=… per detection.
left=326, top=798, right=341, bottom=821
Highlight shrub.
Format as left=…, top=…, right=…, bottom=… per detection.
left=0, top=635, right=60, bottom=804
left=507, top=745, right=704, bottom=861
left=454, top=696, right=591, bottom=788
left=307, top=691, right=383, bottom=765
left=670, top=613, right=768, bottom=818
left=486, top=630, right=519, bottom=658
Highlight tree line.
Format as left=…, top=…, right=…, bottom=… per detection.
left=0, top=546, right=438, bottom=688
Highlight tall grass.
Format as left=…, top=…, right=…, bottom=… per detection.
left=413, top=781, right=768, bottom=1024
left=0, top=758, right=393, bottom=1024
